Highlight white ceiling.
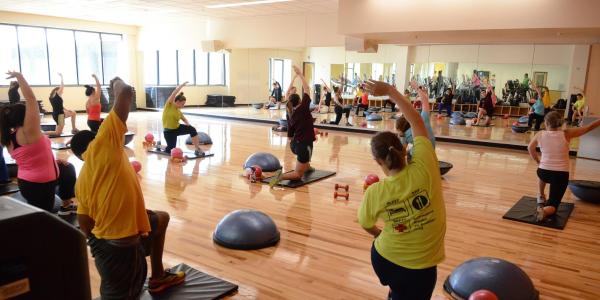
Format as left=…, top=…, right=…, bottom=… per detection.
left=0, top=0, right=339, bottom=25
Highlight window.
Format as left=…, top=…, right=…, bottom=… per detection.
left=101, top=33, right=122, bottom=84
left=372, top=63, right=383, bottom=81
left=270, top=58, right=291, bottom=92
left=144, top=51, right=158, bottom=85
left=0, top=24, right=123, bottom=86
left=47, top=29, right=77, bottom=85
left=18, top=26, right=49, bottom=85
left=195, top=50, right=208, bottom=85
left=158, top=50, right=177, bottom=85
left=209, top=52, right=225, bottom=85
left=75, top=31, right=102, bottom=85
left=178, top=49, right=194, bottom=85
left=0, top=25, right=19, bottom=86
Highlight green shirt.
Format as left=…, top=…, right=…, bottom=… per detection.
left=162, top=101, right=183, bottom=129
left=358, top=137, right=446, bottom=269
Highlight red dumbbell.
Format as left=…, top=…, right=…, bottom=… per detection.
left=334, top=191, right=349, bottom=200
left=335, top=183, right=349, bottom=192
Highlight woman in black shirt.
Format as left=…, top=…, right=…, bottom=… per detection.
left=8, top=81, right=20, bottom=104
left=44, top=73, right=79, bottom=136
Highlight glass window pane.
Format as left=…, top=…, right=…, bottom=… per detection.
left=18, top=26, right=49, bottom=85
left=271, top=59, right=283, bottom=88
left=283, top=59, right=291, bottom=91
left=101, top=33, right=122, bottom=84
left=144, top=50, right=157, bottom=85
left=158, top=50, right=177, bottom=85
left=209, top=52, right=224, bottom=85
left=0, top=25, right=20, bottom=86
left=177, top=50, right=194, bottom=85
left=47, top=29, right=77, bottom=85
left=195, top=50, right=208, bottom=85
left=75, top=31, right=102, bottom=85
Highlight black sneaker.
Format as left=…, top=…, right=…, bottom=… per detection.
left=194, top=149, right=205, bottom=157
left=58, top=204, right=77, bottom=216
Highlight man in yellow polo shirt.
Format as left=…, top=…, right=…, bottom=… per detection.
left=71, top=78, right=185, bottom=299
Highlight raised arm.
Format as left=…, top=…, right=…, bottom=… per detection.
left=565, top=118, right=600, bottom=139
left=410, top=80, right=430, bottom=113
left=285, top=74, right=298, bottom=99
left=57, top=73, right=64, bottom=96
left=6, top=71, right=41, bottom=136
left=293, top=65, right=310, bottom=96
left=366, top=80, right=427, bottom=138
left=91, top=74, right=101, bottom=104
left=531, top=83, right=541, bottom=98
left=110, top=77, right=133, bottom=123
left=166, top=81, right=188, bottom=104
left=320, top=78, right=330, bottom=91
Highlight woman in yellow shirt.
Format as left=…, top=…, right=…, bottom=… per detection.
left=161, top=82, right=203, bottom=155
left=359, top=80, right=446, bottom=300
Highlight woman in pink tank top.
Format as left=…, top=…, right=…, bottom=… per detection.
left=528, top=111, right=600, bottom=221
left=0, top=72, right=77, bottom=214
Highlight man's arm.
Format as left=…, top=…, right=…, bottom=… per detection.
left=77, top=214, right=95, bottom=238
left=110, top=77, right=134, bottom=123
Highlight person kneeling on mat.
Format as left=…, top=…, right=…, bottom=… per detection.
left=395, top=81, right=436, bottom=161
left=472, top=87, right=494, bottom=126
left=528, top=111, right=600, bottom=221
left=359, top=79, right=446, bottom=300
left=85, top=74, right=103, bottom=132
left=71, top=77, right=185, bottom=299
left=162, top=81, right=203, bottom=156
left=45, top=73, right=79, bottom=136
left=270, top=65, right=315, bottom=187
left=1, top=71, right=77, bottom=214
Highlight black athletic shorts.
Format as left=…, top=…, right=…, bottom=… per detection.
left=290, top=140, right=313, bottom=164
left=88, top=210, right=158, bottom=300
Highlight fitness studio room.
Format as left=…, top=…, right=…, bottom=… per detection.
left=1, top=1, right=600, bottom=299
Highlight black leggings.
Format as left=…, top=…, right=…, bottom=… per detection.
left=528, top=113, right=544, bottom=130
left=331, top=106, right=351, bottom=125
left=537, top=168, right=569, bottom=208
left=17, top=163, right=77, bottom=211
left=163, top=124, right=198, bottom=153
left=87, top=119, right=103, bottom=132
left=371, top=245, right=437, bottom=300
left=355, top=103, right=369, bottom=115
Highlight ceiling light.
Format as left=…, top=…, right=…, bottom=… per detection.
left=206, top=0, right=291, bottom=9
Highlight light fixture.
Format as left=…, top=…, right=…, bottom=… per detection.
left=206, top=0, right=291, bottom=9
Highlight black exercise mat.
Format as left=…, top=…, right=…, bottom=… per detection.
left=0, top=182, right=19, bottom=195
left=262, top=169, right=336, bottom=188
left=503, top=196, right=574, bottom=230
left=48, top=133, right=74, bottom=138
left=51, top=143, right=70, bottom=150
left=140, top=263, right=238, bottom=300
left=148, top=148, right=214, bottom=159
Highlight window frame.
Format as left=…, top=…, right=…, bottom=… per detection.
left=0, top=22, right=122, bottom=87
left=147, top=49, right=228, bottom=87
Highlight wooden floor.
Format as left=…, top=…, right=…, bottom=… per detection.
left=45, top=112, right=600, bottom=299
left=181, top=106, right=580, bottom=150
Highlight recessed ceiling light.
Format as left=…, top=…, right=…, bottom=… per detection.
left=206, top=0, right=292, bottom=9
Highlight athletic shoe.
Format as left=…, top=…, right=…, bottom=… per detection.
left=194, top=149, right=205, bottom=156
left=71, top=129, right=80, bottom=134
left=148, top=270, right=186, bottom=294
left=345, top=122, right=353, bottom=127
left=58, top=204, right=78, bottom=216
left=307, top=166, right=315, bottom=173
left=269, top=170, right=283, bottom=188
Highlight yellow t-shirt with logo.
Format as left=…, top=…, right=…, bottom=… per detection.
left=76, top=111, right=151, bottom=239
left=162, top=101, right=183, bottom=130
left=358, top=136, right=446, bottom=269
